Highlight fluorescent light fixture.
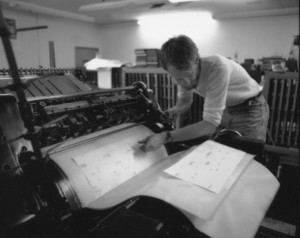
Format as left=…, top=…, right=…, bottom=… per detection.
left=169, top=0, right=264, bottom=3
left=138, top=11, right=214, bottom=27
left=79, top=0, right=165, bottom=12
left=1, top=0, right=95, bottom=23
left=137, top=11, right=218, bottom=51
left=214, top=7, right=299, bottom=19
left=137, top=10, right=217, bottom=42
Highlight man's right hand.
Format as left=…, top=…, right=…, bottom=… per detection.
left=164, top=108, right=178, bottom=121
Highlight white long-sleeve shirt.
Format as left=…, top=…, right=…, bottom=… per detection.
left=176, top=54, right=262, bottom=127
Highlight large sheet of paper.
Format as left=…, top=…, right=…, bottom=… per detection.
left=48, top=124, right=168, bottom=207
left=72, top=143, right=136, bottom=198
left=164, top=140, right=246, bottom=193
left=69, top=125, right=167, bottom=200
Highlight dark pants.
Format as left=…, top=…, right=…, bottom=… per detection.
left=219, top=95, right=269, bottom=141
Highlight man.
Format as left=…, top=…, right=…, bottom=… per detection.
left=139, top=35, right=269, bottom=152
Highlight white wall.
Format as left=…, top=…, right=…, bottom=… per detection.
left=0, top=7, right=299, bottom=69
left=0, top=8, right=103, bottom=68
left=99, top=14, right=299, bottom=65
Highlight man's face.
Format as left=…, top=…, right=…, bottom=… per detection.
left=166, top=62, right=199, bottom=90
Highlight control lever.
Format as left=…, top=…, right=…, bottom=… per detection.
left=133, top=81, right=172, bottom=124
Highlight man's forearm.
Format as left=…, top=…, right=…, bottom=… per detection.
left=139, top=120, right=216, bottom=152
left=166, top=120, right=216, bottom=142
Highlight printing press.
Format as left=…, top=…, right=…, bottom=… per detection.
left=0, top=9, right=280, bottom=238
left=0, top=79, right=281, bottom=238
left=0, top=77, right=210, bottom=237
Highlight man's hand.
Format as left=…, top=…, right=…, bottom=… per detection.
left=164, top=108, right=178, bottom=121
left=138, top=133, right=166, bottom=152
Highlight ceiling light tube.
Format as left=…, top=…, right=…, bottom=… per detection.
left=1, top=0, right=95, bottom=23
left=79, top=0, right=165, bottom=12
left=213, top=7, right=299, bottom=19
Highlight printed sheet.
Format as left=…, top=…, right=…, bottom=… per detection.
left=164, top=140, right=246, bottom=193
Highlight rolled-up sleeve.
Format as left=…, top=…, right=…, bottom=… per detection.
left=203, top=65, right=230, bottom=126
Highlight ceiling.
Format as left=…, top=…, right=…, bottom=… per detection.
left=0, top=0, right=299, bottom=25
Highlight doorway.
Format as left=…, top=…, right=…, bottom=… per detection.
left=75, top=47, right=99, bottom=69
